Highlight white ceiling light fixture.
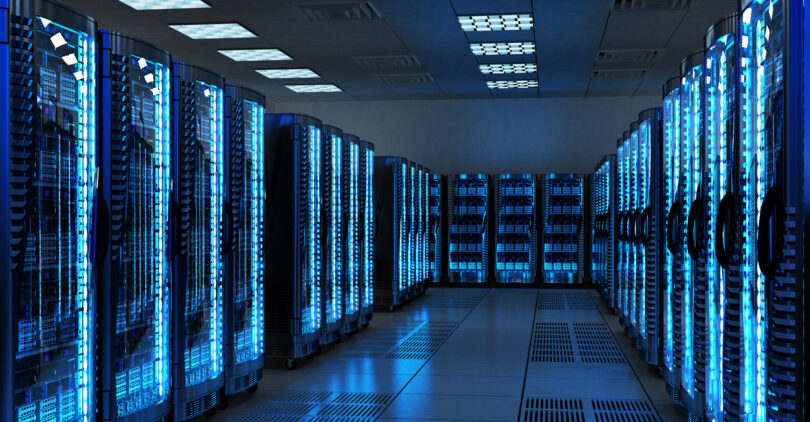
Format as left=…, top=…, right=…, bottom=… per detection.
left=170, top=23, right=256, bottom=39
left=119, top=0, right=210, bottom=10
left=479, top=63, right=537, bottom=75
left=458, top=14, right=533, bottom=32
left=486, top=80, right=538, bottom=89
left=257, top=68, right=320, bottom=79
left=219, top=49, right=292, bottom=61
left=285, top=84, right=342, bottom=93
left=470, top=42, right=535, bottom=56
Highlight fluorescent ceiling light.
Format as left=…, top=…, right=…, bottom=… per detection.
left=219, top=49, right=292, bottom=61
left=479, top=63, right=537, bottom=75
left=487, top=80, right=538, bottom=89
left=286, top=84, right=342, bottom=93
left=258, top=68, right=320, bottom=79
left=119, top=0, right=210, bottom=10
left=458, top=14, right=533, bottom=31
left=470, top=42, right=535, bottom=56
left=170, top=23, right=256, bottom=39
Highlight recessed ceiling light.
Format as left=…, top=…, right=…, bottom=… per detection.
left=119, top=0, right=210, bottom=10
left=479, top=63, right=537, bottom=75
left=257, top=68, right=320, bottom=79
left=458, top=14, right=533, bottom=31
left=470, top=42, right=535, bottom=56
left=286, top=84, right=342, bottom=93
left=219, top=49, right=292, bottom=61
left=170, top=23, right=256, bottom=39
left=487, top=80, right=538, bottom=89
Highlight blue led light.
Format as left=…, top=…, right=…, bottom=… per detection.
left=303, top=125, right=323, bottom=334
left=662, top=88, right=680, bottom=373
left=363, top=148, right=375, bottom=307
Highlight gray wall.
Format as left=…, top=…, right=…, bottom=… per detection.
left=270, top=96, right=661, bottom=175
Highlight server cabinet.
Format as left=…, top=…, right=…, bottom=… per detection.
left=637, top=108, right=665, bottom=368
left=358, top=141, right=374, bottom=326
left=223, top=85, right=264, bottom=396
left=493, top=174, right=537, bottom=284
left=661, top=77, right=684, bottom=404
left=428, top=174, right=445, bottom=283
left=1, top=2, right=98, bottom=421
left=626, top=122, right=641, bottom=339
left=447, top=174, right=490, bottom=284
left=415, top=165, right=428, bottom=294
left=678, top=50, right=706, bottom=419
left=405, top=162, right=417, bottom=296
left=373, top=156, right=409, bottom=309
left=97, top=32, right=171, bottom=422
left=700, top=16, right=737, bottom=420
left=617, top=131, right=632, bottom=323
left=320, top=125, right=343, bottom=345
left=170, top=62, right=225, bottom=420
left=541, top=173, right=584, bottom=284
left=738, top=1, right=805, bottom=420
left=340, top=134, right=361, bottom=335
left=591, top=155, right=617, bottom=309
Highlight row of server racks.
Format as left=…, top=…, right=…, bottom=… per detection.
left=265, top=114, right=375, bottom=368
left=590, top=1, right=806, bottom=420
left=426, top=174, right=588, bottom=285
left=373, top=156, right=431, bottom=310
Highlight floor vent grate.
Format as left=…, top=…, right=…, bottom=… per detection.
left=537, top=292, right=566, bottom=310
left=565, top=292, right=598, bottom=310
left=521, top=398, right=585, bottom=422
left=341, top=321, right=424, bottom=358
left=386, top=321, right=459, bottom=359
left=530, top=323, right=574, bottom=362
left=573, top=323, right=626, bottom=364
left=240, top=391, right=394, bottom=421
left=592, top=399, right=658, bottom=421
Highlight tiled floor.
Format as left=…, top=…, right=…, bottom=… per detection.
left=206, top=288, right=686, bottom=422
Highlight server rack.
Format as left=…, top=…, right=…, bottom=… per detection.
left=97, top=32, right=171, bottom=422
left=264, top=114, right=323, bottom=369
left=493, top=174, right=537, bottom=284
left=405, top=161, right=417, bottom=297
left=700, top=16, right=737, bottom=420
left=678, top=50, right=706, bottom=420
left=590, top=155, right=617, bottom=309
left=358, top=141, right=374, bottom=327
left=340, top=134, right=361, bottom=335
left=738, top=1, right=805, bottom=420
left=626, top=122, right=641, bottom=339
left=222, top=85, right=264, bottom=396
left=637, top=108, right=665, bottom=368
left=373, top=156, right=409, bottom=309
left=617, top=131, right=631, bottom=324
left=1, top=2, right=98, bottom=421
left=170, top=62, right=225, bottom=420
left=415, top=165, right=428, bottom=294
left=541, top=173, right=584, bottom=284
left=428, top=174, right=445, bottom=283
left=320, top=125, right=343, bottom=346
left=661, top=76, right=684, bottom=404
left=447, top=174, right=490, bottom=284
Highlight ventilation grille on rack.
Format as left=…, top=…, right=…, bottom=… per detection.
left=297, top=1, right=381, bottom=21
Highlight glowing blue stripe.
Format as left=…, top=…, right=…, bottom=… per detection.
left=663, top=89, right=680, bottom=372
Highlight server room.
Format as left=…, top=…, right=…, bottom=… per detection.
left=0, top=1, right=805, bottom=421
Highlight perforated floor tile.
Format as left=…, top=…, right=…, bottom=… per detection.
left=521, top=398, right=586, bottom=422
left=233, top=391, right=394, bottom=421
left=530, top=322, right=574, bottom=362
left=592, top=400, right=658, bottom=422
left=386, top=321, right=460, bottom=360
left=519, top=398, right=660, bottom=422
left=340, top=321, right=425, bottom=358
left=573, top=323, right=626, bottom=364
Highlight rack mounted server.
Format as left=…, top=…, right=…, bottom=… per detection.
left=340, top=134, right=361, bottom=336
left=320, top=125, right=343, bottom=346
left=447, top=174, right=490, bottom=284
left=591, top=156, right=617, bottom=308
left=374, top=156, right=410, bottom=309
left=493, top=174, right=537, bottom=284
left=358, top=141, right=374, bottom=326
left=541, top=173, right=584, bottom=284
left=428, top=173, right=446, bottom=283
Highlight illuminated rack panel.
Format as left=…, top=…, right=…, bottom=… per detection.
left=677, top=50, right=705, bottom=419
left=320, top=125, right=343, bottom=345
left=428, top=174, right=445, bottom=282
left=701, top=17, right=736, bottom=420
left=416, top=165, right=428, bottom=293
left=494, top=174, right=537, bottom=284
left=358, top=141, right=375, bottom=326
left=626, top=122, right=641, bottom=338
left=406, top=162, right=417, bottom=294
left=372, top=156, right=410, bottom=308
left=341, top=134, right=361, bottom=335
left=2, top=3, right=97, bottom=421
left=617, top=132, right=631, bottom=323
left=590, top=156, right=616, bottom=308
left=171, top=63, right=225, bottom=420
left=739, top=1, right=805, bottom=420
left=447, top=174, right=490, bottom=284
left=223, top=85, right=265, bottom=395
left=264, top=114, right=323, bottom=364
left=98, top=32, right=171, bottom=421
left=661, top=77, right=683, bottom=403
left=541, top=174, right=584, bottom=284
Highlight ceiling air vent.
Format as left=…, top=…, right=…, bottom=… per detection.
left=612, top=0, right=690, bottom=11
left=377, top=73, right=434, bottom=84
left=596, top=49, right=659, bottom=65
left=355, top=55, right=421, bottom=70
left=591, top=69, right=647, bottom=80
left=297, top=1, right=381, bottom=21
